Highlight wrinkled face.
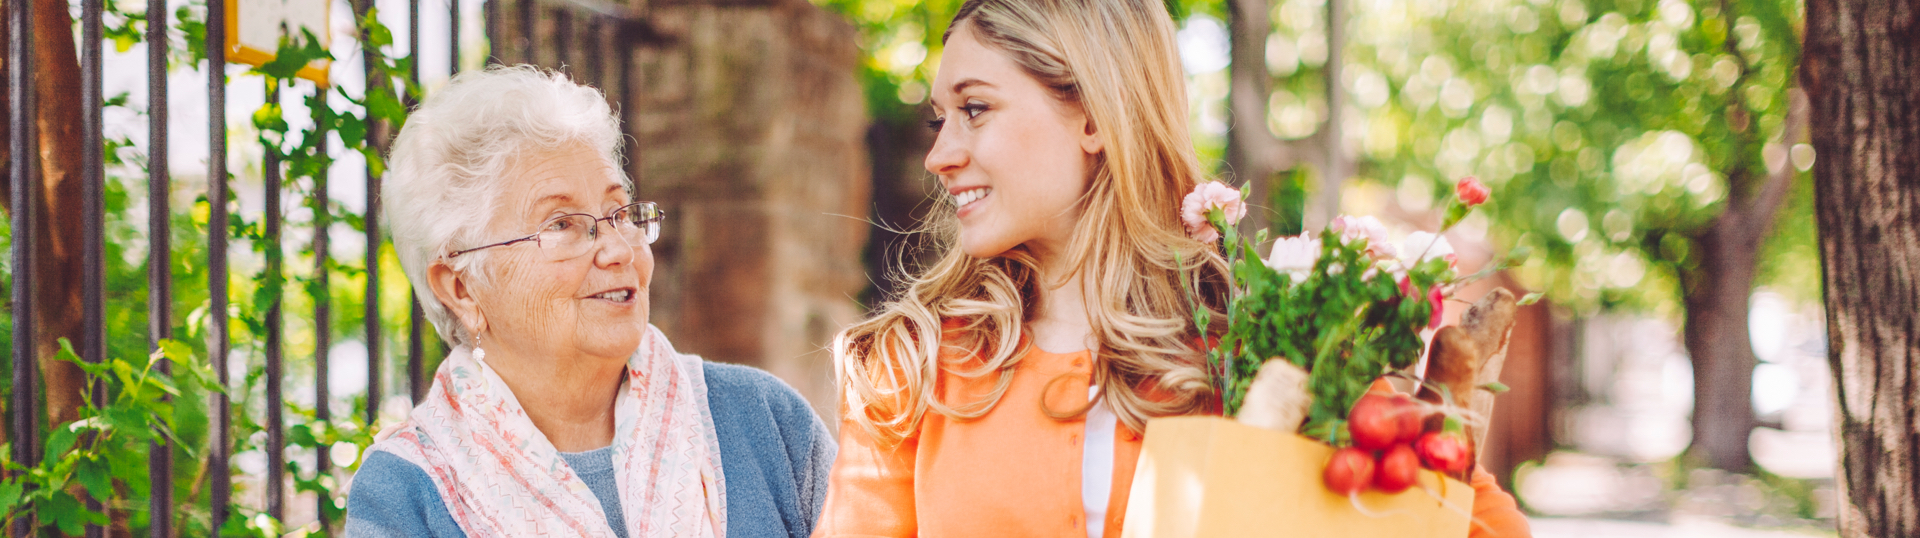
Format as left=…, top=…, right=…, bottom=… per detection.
left=925, top=22, right=1104, bottom=260
left=462, top=141, right=652, bottom=362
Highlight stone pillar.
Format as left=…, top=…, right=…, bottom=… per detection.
left=624, top=0, right=870, bottom=418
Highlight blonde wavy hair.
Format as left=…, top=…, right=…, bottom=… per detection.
left=833, top=0, right=1233, bottom=446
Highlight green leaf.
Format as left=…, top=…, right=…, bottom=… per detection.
left=1517, top=292, right=1544, bottom=306
left=74, top=457, right=114, bottom=501
left=365, top=87, right=407, bottom=125
left=1480, top=381, right=1510, bottom=393
left=1441, top=203, right=1471, bottom=230
left=0, top=480, right=25, bottom=513
left=44, top=423, right=81, bottom=459
left=111, top=33, right=140, bottom=53
left=159, top=339, right=196, bottom=366
left=364, top=10, right=394, bottom=48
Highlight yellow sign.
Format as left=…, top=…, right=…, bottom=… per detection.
left=225, top=0, right=331, bottom=86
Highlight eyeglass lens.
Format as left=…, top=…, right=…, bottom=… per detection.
left=533, top=203, right=662, bottom=260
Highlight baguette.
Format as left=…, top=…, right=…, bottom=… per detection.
left=1415, top=289, right=1520, bottom=477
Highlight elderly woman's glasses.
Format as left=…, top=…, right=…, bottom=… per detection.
left=446, top=202, right=665, bottom=261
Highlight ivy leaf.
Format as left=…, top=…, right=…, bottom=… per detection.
left=42, top=491, right=98, bottom=536
left=336, top=114, right=369, bottom=146
left=0, top=479, right=24, bottom=514
left=365, top=87, right=407, bottom=125
left=363, top=9, right=394, bottom=48
left=176, top=4, right=208, bottom=62
left=74, top=457, right=114, bottom=503
left=44, top=423, right=81, bottom=460
left=362, top=147, right=388, bottom=177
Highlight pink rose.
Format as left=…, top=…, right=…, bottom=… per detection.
left=1455, top=176, right=1490, bottom=207
left=1182, top=181, right=1246, bottom=242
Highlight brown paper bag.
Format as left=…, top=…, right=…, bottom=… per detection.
left=1122, top=417, right=1474, bottom=538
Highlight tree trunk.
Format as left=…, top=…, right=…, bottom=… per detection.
left=1680, top=218, right=1763, bottom=473
left=1224, top=0, right=1280, bottom=232
left=1801, top=0, right=1920, bottom=534
left=0, top=0, right=89, bottom=428
left=1312, top=0, right=1344, bottom=230
left=1679, top=86, right=1808, bottom=472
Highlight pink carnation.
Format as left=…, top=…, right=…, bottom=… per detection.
left=1455, top=176, right=1490, bottom=207
left=1399, top=276, right=1446, bottom=330
left=1427, top=285, right=1446, bottom=329
left=1182, top=181, right=1246, bottom=243
left=1330, top=215, right=1392, bottom=259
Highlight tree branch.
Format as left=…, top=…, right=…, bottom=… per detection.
left=1742, top=88, right=1810, bottom=247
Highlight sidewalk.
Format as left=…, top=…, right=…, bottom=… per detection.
left=1533, top=517, right=1834, bottom=538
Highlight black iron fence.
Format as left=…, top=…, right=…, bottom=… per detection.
left=3, top=0, right=665, bottom=533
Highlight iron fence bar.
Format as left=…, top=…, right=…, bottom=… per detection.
left=408, top=293, right=424, bottom=402
left=517, top=0, right=533, bottom=64
left=485, top=0, right=500, bottom=65
left=616, top=27, right=634, bottom=187
left=146, top=0, right=175, bottom=529
left=263, top=78, right=287, bottom=523
left=450, top=0, right=461, bottom=73
left=410, top=0, right=421, bottom=87
left=406, top=0, right=427, bottom=405
left=354, top=0, right=384, bottom=429
left=311, top=91, right=332, bottom=525
left=7, top=0, right=38, bottom=529
left=554, top=8, right=570, bottom=72
left=79, top=0, right=107, bottom=530
left=205, top=0, right=234, bottom=525
left=582, top=17, right=600, bottom=88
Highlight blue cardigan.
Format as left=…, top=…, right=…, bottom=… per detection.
left=342, top=362, right=836, bottom=538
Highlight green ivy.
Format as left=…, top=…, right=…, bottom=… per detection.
left=0, top=0, right=418, bottom=534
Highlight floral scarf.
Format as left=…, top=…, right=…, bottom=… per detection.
left=368, top=325, right=727, bottom=538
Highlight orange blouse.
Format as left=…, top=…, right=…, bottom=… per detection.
left=813, top=345, right=1532, bottom=538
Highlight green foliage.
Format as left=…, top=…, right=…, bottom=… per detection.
left=0, top=0, right=420, bottom=534
left=0, top=339, right=218, bottom=535
left=1200, top=194, right=1502, bottom=443
left=1308, top=0, right=1814, bottom=314
left=813, top=0, right=1223, bottom=125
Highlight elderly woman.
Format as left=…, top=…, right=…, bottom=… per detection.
left=344, top=66, right=834, bottom=538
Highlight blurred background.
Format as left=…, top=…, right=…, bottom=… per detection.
left=0, top=0, right=1831, bottom=534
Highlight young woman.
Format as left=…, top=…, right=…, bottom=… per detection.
left=813, top=0, right=1531, bottom=536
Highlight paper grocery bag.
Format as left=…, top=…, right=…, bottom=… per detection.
left=1121, top=417, right=1474, bottom=538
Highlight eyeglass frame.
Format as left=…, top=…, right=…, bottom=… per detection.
left=444, top=201, right=666, bottom=259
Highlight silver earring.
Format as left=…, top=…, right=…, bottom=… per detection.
left=473, top=333, right=487, bottom=362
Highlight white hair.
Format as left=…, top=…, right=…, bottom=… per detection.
left=385, top=65, right=629, bottom=347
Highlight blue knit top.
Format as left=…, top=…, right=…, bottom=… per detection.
left=342, top=362, right=835, bottom=538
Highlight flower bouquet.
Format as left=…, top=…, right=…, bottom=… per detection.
left=1122, top=178, right=1529, bottom=538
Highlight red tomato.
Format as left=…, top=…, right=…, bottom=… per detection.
left=1348, top=394, right=1424, bottom=450
left=1415, top=431, right=1472, bottom=474
left=1323, top=447, right=1376, bottom=495
left=1373, top=444, right=1420, bottom=493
